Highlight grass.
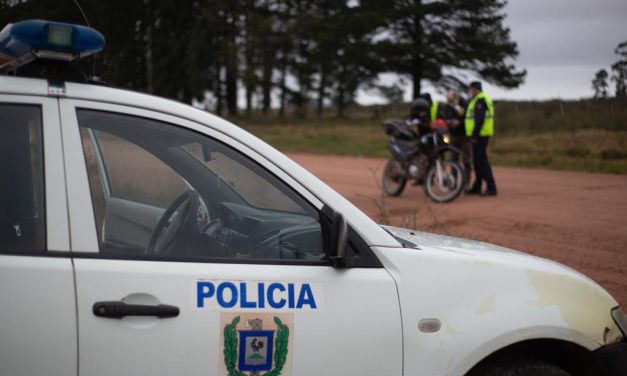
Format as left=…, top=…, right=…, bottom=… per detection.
left=241, top=122, right=627, bottom=174
left=234, top=97, right=627, bottom=174
left=242, top=122, right=390, bottom=158
left=490, top=130, right=627, bottom=174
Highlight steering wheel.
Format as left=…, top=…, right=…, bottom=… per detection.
left=146, top=189, right=200, bottom=256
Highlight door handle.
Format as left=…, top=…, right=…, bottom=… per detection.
left=93, top=301, right=180, bottom=319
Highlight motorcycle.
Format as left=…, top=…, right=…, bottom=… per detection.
left=382, top=119, right=465, bottom=203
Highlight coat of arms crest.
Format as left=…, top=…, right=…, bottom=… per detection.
left=223, top=315, right=290, bottom=376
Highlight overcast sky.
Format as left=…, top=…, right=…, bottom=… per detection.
left=358, top=0, right=627, bottom=103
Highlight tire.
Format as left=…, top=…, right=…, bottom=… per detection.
left=382, top=158, right=407, bottom=197
left=467, top=358, right=571, bottom=376
left=424, top=160, right=464, bottom=203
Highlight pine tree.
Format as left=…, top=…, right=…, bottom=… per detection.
left=379, top=0, right=526, bottom=98
left=0, top=0, right=527, bottom=116
left=611, top=41, right=627, bottom=98
left=592, top=69, right=609, bottom=98
left=312, top=1, right=386, bottom=116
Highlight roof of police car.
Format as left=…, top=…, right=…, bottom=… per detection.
left=0, top=74, right=402, bottom=249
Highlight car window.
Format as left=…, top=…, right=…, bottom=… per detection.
left=181, top=143, right=305, bottom=213
left=77, top=109, right=325, bottom=262
left=80, top=127, right=188, bottom=248
left=0, top=103, right=45, bottom=252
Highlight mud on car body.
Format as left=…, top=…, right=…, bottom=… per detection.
left=0, top=20, right=625, bottom=376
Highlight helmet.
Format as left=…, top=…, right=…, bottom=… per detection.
left=410, top=98, right=430, bottom=118
left=419, top=93, right=432, bottom=104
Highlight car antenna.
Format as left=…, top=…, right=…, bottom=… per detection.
left=72, top=0, right=98, bottom=79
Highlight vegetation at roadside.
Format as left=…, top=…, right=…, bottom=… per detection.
left=240, top=97, right=627, bottom=174
left=490, top=130, right=627, bottom=173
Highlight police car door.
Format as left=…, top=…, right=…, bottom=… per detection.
left=0, top=94, right=76, bottom=376
left=60, top=99, right=402, bottom=376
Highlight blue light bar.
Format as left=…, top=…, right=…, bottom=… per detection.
left=0, top=19, right=105, bottom=72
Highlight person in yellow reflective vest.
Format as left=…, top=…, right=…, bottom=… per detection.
left=442, top=90, right=471, bottom=186
left=430, top=99, right=438, bottom=122
left=418, top=93, right=439, bottom=123
left=465, top=81, right=497, bottom=196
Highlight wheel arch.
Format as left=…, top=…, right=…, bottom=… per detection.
left=465, top=338, right=605, bottom=376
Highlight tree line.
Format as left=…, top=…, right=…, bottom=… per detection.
left=1, top=0, right=525, bottom=117
left=592, top=41, right=627, bottom=99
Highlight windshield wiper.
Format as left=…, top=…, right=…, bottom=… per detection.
left=382, top=227, right=418, bottom=248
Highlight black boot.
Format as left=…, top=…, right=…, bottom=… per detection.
left=465, top=183, right=481, bottom=195
left=480, top=189, right=498, bottom=197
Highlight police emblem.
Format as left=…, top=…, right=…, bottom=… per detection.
left=221, top=313, right=292, bottom=376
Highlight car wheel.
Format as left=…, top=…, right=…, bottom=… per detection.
left=467, top=358, right=571, bottom=376
left=382, top=158, right=407, bottom=197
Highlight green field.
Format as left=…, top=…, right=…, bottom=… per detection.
left=238, top=98, right=627, bottom=174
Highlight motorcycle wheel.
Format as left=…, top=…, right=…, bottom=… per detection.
left=424, top=160, right=464, bottom=203
left=383, top=159, right=407, bottom=197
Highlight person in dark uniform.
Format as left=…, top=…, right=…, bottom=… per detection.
left=441, top=90, right=471, bottom=186
left=465, top=81, right=497, bottom=196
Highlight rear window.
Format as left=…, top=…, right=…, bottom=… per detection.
left=0, top=103, right=45, bottom=252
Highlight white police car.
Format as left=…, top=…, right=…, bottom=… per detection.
left=0, top=20, right=625, bottom=376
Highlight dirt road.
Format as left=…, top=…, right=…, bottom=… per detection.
left=288, top=153, right=627, bottom=307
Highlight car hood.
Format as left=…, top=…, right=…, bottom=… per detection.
left=380, top=225, right=600, bottom=285
left=382, top=225, right=524, bottom=255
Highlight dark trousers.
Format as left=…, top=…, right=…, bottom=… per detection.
left=451, top=135, right=472, bottom=185
left=471, top=136, right=497, bottom=192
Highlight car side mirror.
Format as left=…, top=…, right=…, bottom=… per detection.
left=326, top=208, right=347, bottom=268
